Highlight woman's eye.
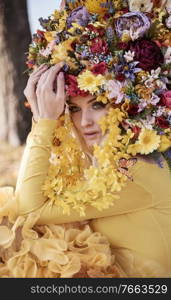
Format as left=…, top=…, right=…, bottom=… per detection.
left=92, top=101, right=106, bottom=110
left=69, top=106, right=81, bottom=113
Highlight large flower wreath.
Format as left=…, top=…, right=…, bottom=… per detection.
left=25, top=0, right=171, bottom=215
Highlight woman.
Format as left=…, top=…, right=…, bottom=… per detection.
left=0, top=0, right=171, bottom=277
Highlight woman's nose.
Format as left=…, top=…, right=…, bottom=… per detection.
left=81, top=110, right=93, bottom=128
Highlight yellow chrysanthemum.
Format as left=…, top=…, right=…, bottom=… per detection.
left=137, top=129, right=161, bottom=155
left=51, top=38, right=75, bottom=64
left=127, top=144, right=141, bottom=156
left=44, top=31, right=57, bottom=42
left=158, top=135, right=171, bottom=152
left=85, top=0, right=107, bottom=14
left=77, top=70, right=105, bottom=94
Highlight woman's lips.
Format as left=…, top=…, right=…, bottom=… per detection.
left=83, top=132, right=100, bottom=139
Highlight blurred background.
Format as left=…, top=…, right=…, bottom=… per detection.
left=0, top=0, right=60, bottom=187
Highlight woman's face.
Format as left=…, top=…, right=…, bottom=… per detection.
left=69, top=94, right=110, bottom=149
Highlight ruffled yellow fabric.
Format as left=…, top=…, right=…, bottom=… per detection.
left=0, top=187, right=120, bottom=278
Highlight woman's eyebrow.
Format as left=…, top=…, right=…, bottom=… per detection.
left=68, top=103, right=79, bottom=106
left=88, top=97, right=96, bottom=104
left=69, top=97, right=96, bottom=106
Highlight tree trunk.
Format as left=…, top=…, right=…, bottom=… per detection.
left=0, top=0, right=32, bottom=146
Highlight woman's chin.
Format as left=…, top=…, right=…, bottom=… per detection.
left=85, top=137, right=101, bottom=149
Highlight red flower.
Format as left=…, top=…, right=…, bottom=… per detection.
left=26, top=60, right=35, bottom=69
left=121, top=8, right=129, bottom=13
left=160, top=91, right=171, bottom=109
left=92, top=62, right=107, bottom=75
left=33, top=30, right=45, bottom=43
left=36, top=30, right=45, bottom=38
left=115, top=73, right=125, bottom=81
left=129, top=39, right=164, bottom=71
left=117, top=42, right=129, bottom=50
left=103, top=14, right=111, bottom=21
left=132, top=126, right=141, bottom=140
left=127, top=104, right=139, bottom=116
left=90, top=38, right=108, bottom=54
left=71, top=41, right=77, bottom=50
left=155, top=117, right=170, bottom=129
left=87, top=25, right=105, bottom=36
left=65, top=75, right=89, bottom=97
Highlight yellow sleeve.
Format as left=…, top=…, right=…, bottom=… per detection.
left=15, top=119, right=57, bottom=214
left=15, top=119, right=165, bottom=225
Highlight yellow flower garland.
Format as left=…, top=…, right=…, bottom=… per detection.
left=42, top=108, right=134, bottom=216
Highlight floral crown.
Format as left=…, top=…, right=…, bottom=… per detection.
left=26, top=0, right=171, bottom=168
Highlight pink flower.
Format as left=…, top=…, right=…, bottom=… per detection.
left=166, top=15, right=171, bottom=29
left=160, top=91, right=171, bottom=109
left=40, top=40, right=56, bottom=57
left=106, top=80, right=125, bottom=103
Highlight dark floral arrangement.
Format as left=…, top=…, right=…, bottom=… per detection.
left=26, top=0, right=171, bottom=170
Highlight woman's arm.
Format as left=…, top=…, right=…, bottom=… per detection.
left=15, top=118, right=57, bottom=214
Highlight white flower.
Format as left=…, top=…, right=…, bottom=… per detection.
left=156, top=79, right=167, bottom=90
left=144, top=68, right=161, bottom=87
left=166, top=0, right=171, bottom=14
left=145, top=78, right=155, bottom=89
left=106, top=80, right=125, bottom=103
left=39, top=41, right=56, bottom=57
left=152, top=106, right=166, bottom=117
left=130, top=27, right=144, bottom=41
left=124, top=50, right=135, bottom=62
left=150, top=68, right=161, bottom=79
left=166, top=15, right=171, bottom=29
left=140, top=115, right=155, bottom=130
left=138, top=100, right=147, bottom=112
left=128, top=0, right=153, bottom=12
left=150, top=93, right=160, bottom=105
left=164, top=47, right=171, bottom=64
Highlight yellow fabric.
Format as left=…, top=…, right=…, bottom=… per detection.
left=15, top=119, right=171, bottom=277
left=0, top=188, right=118, bottom=278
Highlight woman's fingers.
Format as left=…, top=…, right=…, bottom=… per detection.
left=36, top=68, right=51, bottom=92
left=29, top=65, right=49, bottom=86
left=56, top=72, right=65, bottom=100
left=45, top=62, right=64, bottom=88
left=31, top=63, right=48, bottom=76
left=24, top=65, right=49, bottom=121
left=31, top=62, right=66, bottom=120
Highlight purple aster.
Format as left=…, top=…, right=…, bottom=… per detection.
left=67, top=6, right=90, bottom=28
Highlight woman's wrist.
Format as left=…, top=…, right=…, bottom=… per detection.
left=38, top=114, right=60, bottom=121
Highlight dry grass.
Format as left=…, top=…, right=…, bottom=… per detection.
left=0, top=142, right=25, bottom=188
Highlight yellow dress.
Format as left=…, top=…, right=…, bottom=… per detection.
left=0, top=119, right=171, bottom=277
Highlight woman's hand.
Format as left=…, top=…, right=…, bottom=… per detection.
left=24, top=64, right=49, bottom=121
left=36, top=62, right=66, bottom=120
left=24, top=62, right=66, bottom=121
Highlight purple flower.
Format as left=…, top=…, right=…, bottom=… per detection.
left=165, top=149, right=171, bottom=159
left=115, top=12, right=151, bottom=41
left=67, top=6, right=90, bottom=28
left=114, top=60, right=142, bottom=81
